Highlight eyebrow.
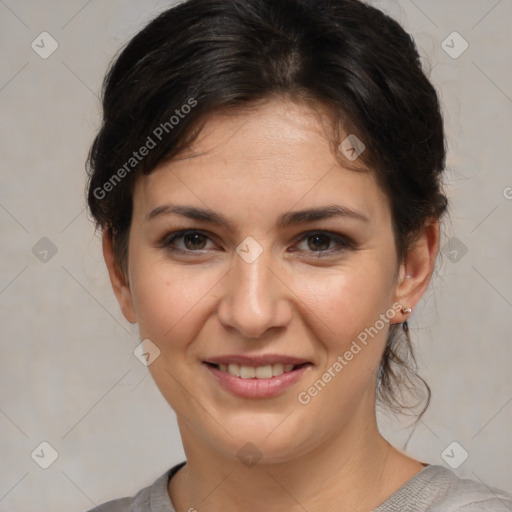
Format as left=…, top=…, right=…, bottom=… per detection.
left=145, top=203, right=369, bottom=228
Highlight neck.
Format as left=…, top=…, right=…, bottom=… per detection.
left=169, top=410, right=424, bottom=512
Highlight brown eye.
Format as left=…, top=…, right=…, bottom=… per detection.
left=161, top=230, right=215, bottom=254
left=307, top=233, right=332, bottom=251
left=292, top=231, right=353, bottom=258
left=183, top=232, right=208, bottom=250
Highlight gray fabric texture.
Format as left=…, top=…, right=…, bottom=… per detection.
left=87, top=462, right=512, bottom=511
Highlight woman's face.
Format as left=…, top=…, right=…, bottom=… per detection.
left=108, top=99, right=421, bottom=464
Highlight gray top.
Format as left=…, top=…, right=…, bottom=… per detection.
left=88, top=461, right=512, bottom=511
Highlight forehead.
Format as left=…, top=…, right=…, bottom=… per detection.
left=132, top=99, right=390, bottom=223
left=169, top=99, right=339, bottom=178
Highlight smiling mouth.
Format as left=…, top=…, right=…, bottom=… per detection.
left=204, top=362, right=311, bottom=379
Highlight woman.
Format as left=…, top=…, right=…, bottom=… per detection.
left=85, top=0, right=512, bottom=510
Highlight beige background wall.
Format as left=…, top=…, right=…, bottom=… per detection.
left=1, top=0, right=511, bottom=510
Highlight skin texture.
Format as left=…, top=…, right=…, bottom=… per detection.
left=103, top=99, right=439, bottom=512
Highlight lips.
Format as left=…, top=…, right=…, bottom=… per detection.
left=202, top=354, right=312, bottom=398
left=204, top=363, right=311, bottom=398
left=204, top=355, right=311, bottom=379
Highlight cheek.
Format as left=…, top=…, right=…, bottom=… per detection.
left=287, top=258, right=395, bottom=346
left=130, top=258, right=224, bottom=349
left=292, top=270, right=394, bottom=424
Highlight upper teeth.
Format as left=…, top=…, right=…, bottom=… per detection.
left=218, top=363, right=295, bottom=379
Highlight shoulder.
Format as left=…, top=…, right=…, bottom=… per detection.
left=429, top=466, right=512, bottom=511
left=85, top=462, right=186, bottom=512
left=85, top=479, right=157, bottom=512
left=376, top=464, right=512, bottom=512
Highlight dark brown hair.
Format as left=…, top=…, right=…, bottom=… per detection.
left=86, top=0, right=448, bottom=420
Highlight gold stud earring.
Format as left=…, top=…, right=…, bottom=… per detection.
left=400, top=306, right=412, bottom=332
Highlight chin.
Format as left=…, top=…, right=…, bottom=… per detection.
left=200, top=412, right=315, bottom=467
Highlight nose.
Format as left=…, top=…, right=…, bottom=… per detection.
left=217, top=247, right=293, bottom=339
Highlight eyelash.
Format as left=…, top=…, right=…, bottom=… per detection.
left=159, top=229, right=354, bottom=258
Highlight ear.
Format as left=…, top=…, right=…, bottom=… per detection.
left=392, top=219, right=440, bottom=324
left=102, top=229, right=137, bottom=324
